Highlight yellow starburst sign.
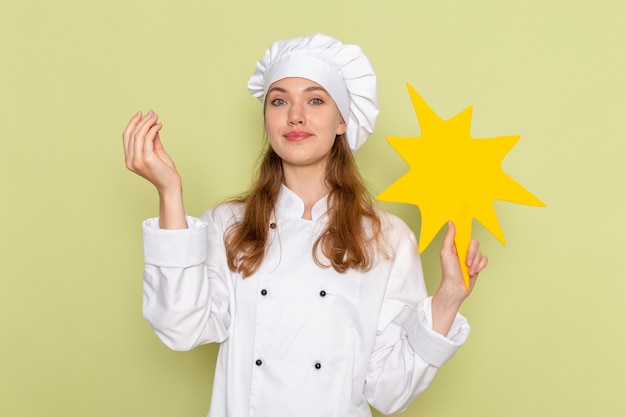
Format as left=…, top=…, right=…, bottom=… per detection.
left=378, top=83, right=545, bottom=288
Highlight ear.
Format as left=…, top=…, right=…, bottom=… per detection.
left=336, top=118, right=347, bottom=136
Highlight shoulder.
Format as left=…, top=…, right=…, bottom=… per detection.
left=367, top=208, right=420, bottom=260
left=375, top=208, right=416, bottom=242
left=200, top=200, right=246, bottom=229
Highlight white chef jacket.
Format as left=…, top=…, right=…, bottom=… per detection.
left=142, top=185, right=469, bottom=417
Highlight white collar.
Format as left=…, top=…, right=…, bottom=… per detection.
left=275, top=184, right=329, bottom=221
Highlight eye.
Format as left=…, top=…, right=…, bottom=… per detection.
left=310, top=98, right=323, bottom=105
left=270, top=98, right=286, bottom=106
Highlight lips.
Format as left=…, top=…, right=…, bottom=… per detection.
left=284, top=131, right=312, bottom=141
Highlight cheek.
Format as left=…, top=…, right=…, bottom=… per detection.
left=263, top=114, right=274, bottom=135
left=263, top=109, right=282, bottom=133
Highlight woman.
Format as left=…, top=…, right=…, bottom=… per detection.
left=123, top=33, right=487, bottom=417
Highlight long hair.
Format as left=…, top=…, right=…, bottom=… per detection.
left=224, top=134, right=384, bottom=278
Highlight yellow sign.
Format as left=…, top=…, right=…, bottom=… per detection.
left=378, top=83, right=545, bottom=287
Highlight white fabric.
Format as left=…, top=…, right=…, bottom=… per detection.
left=248, top=33, right=379, bottom=152
left=142, top=185, right=470, bottom=417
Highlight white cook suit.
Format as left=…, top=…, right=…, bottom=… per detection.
left=142, top=185, right=470, bottom=417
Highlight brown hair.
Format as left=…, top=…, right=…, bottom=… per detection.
left=224, top=134, right=385, bottom=277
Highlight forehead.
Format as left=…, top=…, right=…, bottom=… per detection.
left=267, top=77, right=329, bottom=94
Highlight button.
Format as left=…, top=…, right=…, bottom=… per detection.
left=319, top=290, right=326, bottom=297
left=255, top=359, right=263, bottom=366
left=314, top=362, right=322, bottom=370
left=269, top=222, right=277, bottom=229
left=261, top=289, right=268, bottom=296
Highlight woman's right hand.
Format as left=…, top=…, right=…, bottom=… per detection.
left=122, top=110, right=181, bottom=194
left=123, top=111, right=188, bottom=229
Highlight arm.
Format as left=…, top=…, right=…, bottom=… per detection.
left=122, top=111, right=187, bottom=229
left=142, top=212, right=231, bottom=351
left=364, top=219, right=477, bottom=414
left=365, top=299, right=470, bottom=414
left=124, top=112, right=231, bottom=349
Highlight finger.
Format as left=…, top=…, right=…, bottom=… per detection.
left=441, top=221, right=456, bottom=255
left=123, top=111, right=142, bottom=162
left=469, top=253, right=488, bottom=276
left=122, top=111, right=142, bottom=144
left=466, top=239, right=480, bottom=267
left=468, top=252, right=480, bottom=275
left=143, top=122, right=163, bottom=156
left=476, top=255, right=488, bottom=273
left=153, top=131, right=164, bottom=151
left=132, top=110, right=157, bottom=139
left=130, top=110, right=155, bottom=140
left=132, top=111, right=158, bottom=163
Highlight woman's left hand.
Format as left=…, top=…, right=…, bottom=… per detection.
left=440, top=221, right=488, bottom=303
left=432, top=221, right=488, bottom=335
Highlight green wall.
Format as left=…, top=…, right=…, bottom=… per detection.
left=2, top=0, right=625, bottom=416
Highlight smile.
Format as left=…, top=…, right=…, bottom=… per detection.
left=284, top=131, right=312, bottom=141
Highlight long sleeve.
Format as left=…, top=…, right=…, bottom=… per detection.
left=364, top=219, right=470, bottom=415
left=142, top=214, right=231, bottom=351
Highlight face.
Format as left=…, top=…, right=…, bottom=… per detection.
left=264, top=77, right=346, bottom=170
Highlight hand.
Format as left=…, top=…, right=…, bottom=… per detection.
left=438, top=221, right=488, bottom=303
left=432, top=221, right=488, bottom=335
left=122, top=111, right=181, bottom=194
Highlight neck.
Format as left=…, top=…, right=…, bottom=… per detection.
left=282, top=162, right=329, bottom=220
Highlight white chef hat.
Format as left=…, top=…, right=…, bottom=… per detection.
left=247, top=33, right=379, bottom=152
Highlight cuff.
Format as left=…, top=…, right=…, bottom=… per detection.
left=404, top=297, right=471, bottom=368
left=142, top=216, right=208, bottom=267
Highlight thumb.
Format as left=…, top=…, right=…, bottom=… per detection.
left=442, top=221, right=457, bottom=255
left=153, top=131, right=165, bottom=151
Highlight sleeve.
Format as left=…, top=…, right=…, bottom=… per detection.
left=364, top=220, right=470, bottom=415
left=141, top=212, right=231, bottom=351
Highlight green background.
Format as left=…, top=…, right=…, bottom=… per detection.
left=2, top=0, right=625, bottom=416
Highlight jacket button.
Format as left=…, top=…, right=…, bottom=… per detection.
left=261, top=289, right=268, bottom=296
left=314, top=362, right=322, bottom=369
left=319, top=290, right=326, bottom=297
left=269, top=222, right=277, bottom=229
left=255, top=359, right=263, bottom=366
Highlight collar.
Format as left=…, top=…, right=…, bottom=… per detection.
left=275, top=184, right=329, bottom=221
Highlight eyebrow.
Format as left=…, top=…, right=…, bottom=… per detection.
left=267, top=86, right=330, bottom=95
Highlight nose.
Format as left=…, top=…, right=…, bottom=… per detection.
left=288, top=103, right=305, bottom=126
